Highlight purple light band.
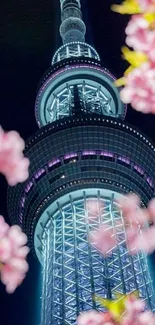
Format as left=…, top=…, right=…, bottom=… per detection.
left=146, top=177, right=154, bottom=187
left=25, top=181, right=33, bottom=193
left=21, top=197, right=26, bottom=208
left=64, top=153, right=77, bottom=159
left=34, top=168, right=46, bottom=180
left=118, top=156, right=130, bottom=165
left=82, top=150, right=96, bottom=156
left=100, top=151, right=114, bottom=158
left=19, top=150, right=154, bottom=214
left=134, top=165, right=144, bottom=175
left=48, top=158, right=61, bottom=168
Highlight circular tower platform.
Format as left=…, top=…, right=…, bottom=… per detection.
left=7, top=115, right=155, bottom=258
left=35, top=59, right=126, bottom=127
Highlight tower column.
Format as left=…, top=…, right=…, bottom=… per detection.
left=60, top=0, right=86, bottom=43
left=7, top=1, right=155, bottom=324
left=40, top=190, right=155, bottom=325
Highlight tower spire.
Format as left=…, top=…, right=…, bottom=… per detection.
left=59, top=0, right=86, bottom=44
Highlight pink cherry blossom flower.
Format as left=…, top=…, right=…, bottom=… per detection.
left=127, top=223, right=155, bottom=254
left=0, top=127, right=30, bottom=186
left=118, top=194, right=155, bottom=254
left=117, top=194, right=149, bottom=226
left=89, top=193, right=155, bottom=256
left=6, top=157, right=30, bottom=186
left=8, top=225, right=27, bottom=248
left=146, top=33, right=155, bottom=63
left=0, top=225, right=29, bottom=263
left=120, top=63, right=155, bottom=114
left=137, top=0, right=155, bottom=11
left=117, top=194, right=140, bottom=220
left=0, top=220, right=29, bottom=293
left=86, top=199, right=104, bottom=218
left=122, top=296, right=145, bottom=325
left=122, top=295, right=154, bottom=325
left=0, top=216, right=9, bottom=238
left=126, top=296, right=145, bottom=313
left=77, top=310, right=106, bottom=325
left=125, top=227, right=138, bottom=251
left=125, top=16, right=155, bottom=62
left=6, top=226, right=29, bottom=263
left=147, top=197, right=155, bottom=222
left=128, top=226, right=155, bottom=254
left=15, top=246, right=30, bottom=259
left=136, top=311, right=155, bottom=325
left=0, top=237, right=12, bottom=263
left=122, top=297, right=147, bottom=325
left=9, top=257, right=29, bottom=273
left=125, top=16, right=150, bottom=52
left=0, top=130, right=25, bottom=153
left=90, top=225, right=117, bottom=256
left=0, top=263, right=26, bottom=294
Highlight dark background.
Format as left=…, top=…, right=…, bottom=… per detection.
left=0, top=0, right=155, bottom=324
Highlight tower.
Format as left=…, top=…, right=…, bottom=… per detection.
left=7, top=1, right=155, bottom=324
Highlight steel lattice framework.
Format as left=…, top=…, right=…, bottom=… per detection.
left=35, top=62, right=125, bottom=126
left=47, top=82, right=114, bottom=123
left=52, top=42, right=100, bottom=65
left=40, top=192, right=155, bottom=325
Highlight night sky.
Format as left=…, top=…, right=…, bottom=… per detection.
left=1, top=0, right=155, bottom=324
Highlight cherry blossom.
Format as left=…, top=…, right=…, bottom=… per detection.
left=8, top=225, right=27, bottom=248
left=137, top=0, right=155, bottom=11
left=125, top=15, right=155, bottom=62
left=90, top=225, right=117, bottom=256
left=77, top=310, right=111, bottom=325
left=0, top=221, right=29, bottom=293
left=136, top=311, right=155, bottom=325
left=118, top=194, right=155, bottom=254
left=118, top=194, right=148, bottom=226
left=86, top=199, right=104, bottom=218
left=127, top=226, right=155, bottom=253
left=112, top=0, right=155, bottom=114
left=90, top=193, right=155, bottom=256
left=0, top=264, right=26, bottom=294
left=0, top=237, right=12, bottom=263
left=125, top=294, right=145, bottom=314
left=147, top=197, right=155, bottom=222
left=0, top=127, right=30, bottom=186
left=120, top=63, right=155, bottom=113
left=0, top=215, right=9, bottom=238
left=125, top=16, right=150, bottom=51
left=117, top=194, right=140, bottom=219
left=76, top=295, right=154, bottom=325
left=122, top=296, right=149, bottom=325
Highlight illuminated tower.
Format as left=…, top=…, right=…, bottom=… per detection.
left=7, top=1, right=155, bottom=324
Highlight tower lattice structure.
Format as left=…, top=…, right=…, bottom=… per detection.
left=7, top=1, right=155, bottom=324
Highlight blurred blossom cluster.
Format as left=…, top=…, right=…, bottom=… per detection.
left=0, top=127, right=29, bottom=293
left=90, top=194, right=155, bottom=256
left=77, top=292, right=155, bottom=325
left=111, top=0, right=155, bottom=114
left=0, top=127, right=29, bottom=185
left=0, top=217, right=29, bottom=293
